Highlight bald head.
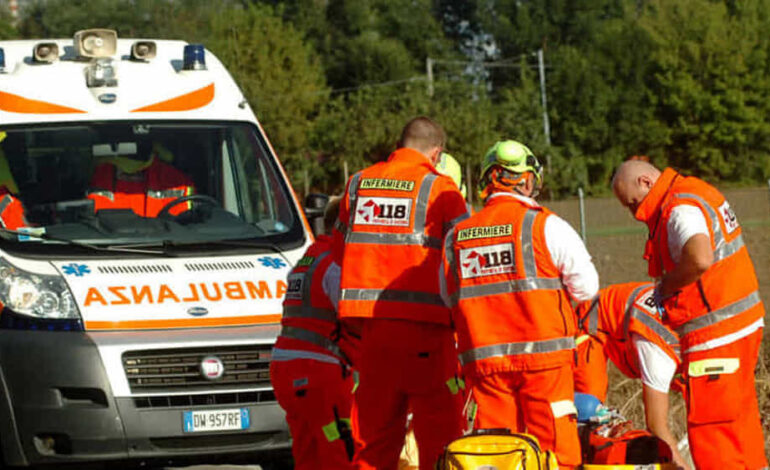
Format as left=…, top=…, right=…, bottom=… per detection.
left=398, top=116, right=445, bottom=165
left=612, top=160, right=662, bottom=215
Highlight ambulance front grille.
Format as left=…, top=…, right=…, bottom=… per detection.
left=132, top=390, right=276, bottom=409
left=184, top=261, right=256, bottom=271
left=122, top=345, right=272, bottom=393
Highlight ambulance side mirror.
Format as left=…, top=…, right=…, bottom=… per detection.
left=304, top=193, right=329, bottom=237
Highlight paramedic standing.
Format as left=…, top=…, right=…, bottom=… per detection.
left=574, top=282, right=690, bottom=470
left=270, top=196, right=358, bottom=470
left=333, top=117, right=470, bottom=469
left=441, top=140, right=599, bottom=469
left=612, top=159, right=767, bottom=470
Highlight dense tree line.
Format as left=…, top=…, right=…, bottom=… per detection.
left=3, top=0, right=770, bottom=199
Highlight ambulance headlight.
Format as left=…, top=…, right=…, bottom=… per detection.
left=0, top=259, right=79, bottom=319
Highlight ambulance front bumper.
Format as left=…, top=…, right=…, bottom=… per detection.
left=0, top=326, right=290, bottom=467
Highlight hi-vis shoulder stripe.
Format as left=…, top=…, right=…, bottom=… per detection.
left=359, top=178, right=415, bottom=191
left=457, top=224, right=513, bottom=242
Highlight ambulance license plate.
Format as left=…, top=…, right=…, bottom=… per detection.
left=183, top=408, right=250, bottom=433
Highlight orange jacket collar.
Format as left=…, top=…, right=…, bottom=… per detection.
left=634, top=167, right=679, bottom=225
left=387, top=147, right=434, bottom=168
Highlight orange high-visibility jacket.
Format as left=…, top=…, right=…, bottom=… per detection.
left=333, top=148, right=469, bottom=325
left=634, top=168, right=765, bottom=350
left=275, top=235, right=349, bottom=363
left=442, top=194, right=576, bottom=375
left=0, top=187, right=27, bottom=230
left=87, top=159, right=194, bottom=218
left=576, top=282, right=681, bottom=380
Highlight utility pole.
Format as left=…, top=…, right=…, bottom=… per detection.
left=537, top=49, right=551, bottom=146
left=426, top=57, right=434, bottom=97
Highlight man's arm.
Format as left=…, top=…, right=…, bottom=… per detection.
left=657, top=233, right=713, bottom=298
left=642, top=386, right=691, bottom=470
left=544, top=215, right=599, bottom=302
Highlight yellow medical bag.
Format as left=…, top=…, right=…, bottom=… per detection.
left=437, top=428, right=558, bottom=470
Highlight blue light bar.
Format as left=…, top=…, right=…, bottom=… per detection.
left=0, top=47, right=5, bottom=70
left=183, top=44, right=206, bottom=71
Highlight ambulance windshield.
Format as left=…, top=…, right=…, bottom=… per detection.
left=0, top=122, right=304, bottom=253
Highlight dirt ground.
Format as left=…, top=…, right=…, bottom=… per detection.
left=548, top=186, right=770, bottom=457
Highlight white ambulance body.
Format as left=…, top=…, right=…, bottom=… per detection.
left=0, top=30, right=308, bottom=466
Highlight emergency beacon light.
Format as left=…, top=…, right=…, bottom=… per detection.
left=0, top=48, right=4, bottom=71
left=183, top=44, right=206, bottom=70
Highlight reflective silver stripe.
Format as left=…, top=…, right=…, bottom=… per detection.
left=283, top=305, right=337, bottom=322
left=676, top=290, right=761, bottom=337
left=0, top=195, right=13, bottom=224
left=147, top=188, right=186, bottom=199
left=520, top=210, right=538, bottom=277
left=333, top=218, right=346, bottom=235
left=447, top=212, right=470, bottom=229
left=621, top=284, right=652, bottom=341
left=458, top=278, right=563, bottom=300
left=345, top=232, right=441, bottom=249
left=344, top=172, right=362, bottom=241
left=86, top=189, right=115, bottom=201
left=282, top=252, right=337, bottom=322
left=413, top=173, right=437, bottom=233
left=583, top=296, right=600, bottom=336
left=340, top=288, right=444, bottom=306
left=675, top=193, right=742, bottom=262
left=444, top=227, right=459, bottom=306
left=279, top=326, right=343, bottom=358
left=715, top=234, right=744, bottom=262
left=628, top=307, right=679, bottom=347
left=459, top=336, right=576, bottom=365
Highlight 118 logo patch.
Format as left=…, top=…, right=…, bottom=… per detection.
left=459, top=243, right=516, bottom=278
left=354, top=197, right=412, bottom=227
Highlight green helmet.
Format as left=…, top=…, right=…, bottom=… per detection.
left=480, top=140, right=543, bottom=186
left=436, top=152, right=467, bottom=198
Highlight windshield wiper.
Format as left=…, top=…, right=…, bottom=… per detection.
left=0, top=228, right=170, bottom=256
left=165, top=238, right=294, bottom=267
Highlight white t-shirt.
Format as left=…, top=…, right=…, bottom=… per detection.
left=667, top=205, right=710, bottom=264
left=322, top=261, right=341, bottom=311
left=632, top=333, right=676, bottom=393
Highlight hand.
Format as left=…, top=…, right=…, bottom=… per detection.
left=653, top=282, right=670, bottom=318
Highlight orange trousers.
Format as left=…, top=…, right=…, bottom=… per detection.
left=685, top=328, right=767, bottom=470
left=270, top=357, right=357, bottom=470
left=353, top=319, right=464, bottom=470
left=573, top=336, right=609, bottom=402
left=467, top=362, right=581, bottom=469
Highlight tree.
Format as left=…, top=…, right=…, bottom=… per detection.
left=206, top=3, right=329, bottom=189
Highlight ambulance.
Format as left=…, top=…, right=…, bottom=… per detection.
left=0, top=29, right=311, bottom=467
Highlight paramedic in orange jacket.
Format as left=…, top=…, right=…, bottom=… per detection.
left=87, top=141, right=194, bottom=218
left=574, top=282, right=690, bottom=470
left=270, top=196, right=359, bottom=470
left=441, top=140, right=599, bottom=469
left=0, top=135, right=27, bottom=230
left=612, top=160, right=767, bottom=470
left=333, top=117, right=470, bottom=469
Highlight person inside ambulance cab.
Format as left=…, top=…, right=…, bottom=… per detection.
left=87, top=139, right=195, bottom=218
left=0, top=131, right=28, bottom=230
